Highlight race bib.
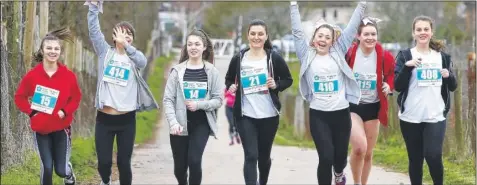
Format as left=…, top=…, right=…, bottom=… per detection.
left=313, top=74, right=339, bottom=99
left=103, top=60, right=131, bottom=87
left=31, top=85, right=60, bottom=114
left=354, top=72, right=377, bottom=96
left=241, top=68, right=268, bottom=95
left=417, top=62, right=442, bottom=87
left=183, top=81, right=207, bottom=101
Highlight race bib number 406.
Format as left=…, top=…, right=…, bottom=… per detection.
left=183, top=81, right=207, bottom=101
left=31, top=85, right=60, bottom=114
left=354, top=73, right=377, bottom=95
left=241, top=68, right=268, bottom=95
left=417, top=63, right=442, bottom=87
left=103, top=60, right=131, bottom=87
left=313, top=74, right=339, bottom=98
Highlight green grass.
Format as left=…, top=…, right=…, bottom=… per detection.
left=0, top=54, right=175, bottom=184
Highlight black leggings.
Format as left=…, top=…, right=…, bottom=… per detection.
left=236, top=115, right=279, bottom=185
left=95, top=111, right=136, bottom=185
left=400, top=119, right=446, bottom=185
left=170, top=116, right=210, bottom=185
left=309, top=108, right=352, bottom=185
left=34, top=127, right=73, bottom=185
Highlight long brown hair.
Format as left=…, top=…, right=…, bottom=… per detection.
left=33, top=27, right=74, bottom=63
left=412, top=15, right=445, bottom=52
left=179, top=29, right=214, bottom=64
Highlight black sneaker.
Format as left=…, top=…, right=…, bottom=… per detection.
left=64, top=162, right=76, bottom=185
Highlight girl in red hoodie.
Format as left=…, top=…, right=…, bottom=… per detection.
left=344, top=17, right=395, bottom=185
left=14, top=27, right=81, bottom=185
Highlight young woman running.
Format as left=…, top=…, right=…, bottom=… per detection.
left=86, top=1, right=159, bottom=184
left=163, top=29, right=223, bottom=185
left=344, top=17, right=395, bottom=185
left=290, top=1, right=367, bottom=184
left=394, top=15, right=457, bottom=185
left=225, top=19, right=293, bottom=185
left=15, top=27, right=81, bottom=185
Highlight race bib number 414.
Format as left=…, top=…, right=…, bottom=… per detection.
left=103, top=60, right=131, bottom=86
left=31, top=85, right=60, bottom=114
left=241, top=68, right=268, bottom=95
left=313, top=74, right=339, bottom=98
left=183, top=81, right=207, bottom=101
left=417, top=63, right=442, bottom=87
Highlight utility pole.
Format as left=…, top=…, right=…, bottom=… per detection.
left=234, top=15, right=243, bottom=54
left=181, top=6, right=187, bottom=46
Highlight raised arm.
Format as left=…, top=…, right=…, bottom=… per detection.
left=335, top=2, right=367, bottom=54
left=87, top=2, right=109, bottom=57
left=290, top=1, right=309, bottom=64
left=124, top=44, right=147, bottom=69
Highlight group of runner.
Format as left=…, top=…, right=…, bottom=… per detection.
left=14, top=1, right=456, bottom=185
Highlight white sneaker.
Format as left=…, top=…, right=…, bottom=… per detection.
left=100, top=177, right=111, bottom=185
left=64, top=162, right=76, bottom=185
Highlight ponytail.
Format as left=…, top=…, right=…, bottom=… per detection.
left=429, top=38, right=445, bottom=52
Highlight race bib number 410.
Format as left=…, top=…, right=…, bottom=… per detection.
left=183, top=81, right=208, bottom=101
left=31, top=85, right=60, bottom=114
left=354, top=73, right=377, bottom=95
left=417, top=63, right=442, bottom=87
left=103, top=60, right=131, bottom=87
left=241, top=68, right=268, bottom=95
left=313, top=74, right=339, bottom=98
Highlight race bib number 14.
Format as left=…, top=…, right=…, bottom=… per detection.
left=31, top=85, right=60, bottom=114
left=183, top=81, right=207, bottom=101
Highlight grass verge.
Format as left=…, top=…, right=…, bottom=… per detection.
left=0, top=54, right=175, bottom=184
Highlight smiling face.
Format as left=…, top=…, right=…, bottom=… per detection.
left=413, top=20, right=433, bottom=46
left=247, top=25, right=268, bottom=49
left=186, top=35, right=205, bottom=60
left=358, top=25, right=378, bottom=49
left=312, top=26, right=333, bottom=55
left=42, top=40, right=61, bottom=63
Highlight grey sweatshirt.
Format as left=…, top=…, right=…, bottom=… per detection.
left=163, top=61, right=224, bottom=137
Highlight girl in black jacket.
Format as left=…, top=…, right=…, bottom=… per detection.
left=224, top=19, right=293, bottom=185
left=394, top=15, right=457, bottom=185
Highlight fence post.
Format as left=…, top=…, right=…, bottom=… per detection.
left=467, top=52, right=476, bottom=155
left=23, top=1, right=36, bottom=70
left=453, top=69, right=463, bottom=155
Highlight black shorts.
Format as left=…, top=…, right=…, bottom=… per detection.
left=349, top=102, right=380, bottom=122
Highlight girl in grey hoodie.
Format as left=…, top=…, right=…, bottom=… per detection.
left=163, top=29, right=223, bottom=185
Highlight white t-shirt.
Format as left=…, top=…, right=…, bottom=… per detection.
left=353, top=47, right=379, bottom=104
left=103, top=53, right=138, bottom=111
left=307, top=54, right=349, bottom=111
left=241, top=52, right=278, bottom=119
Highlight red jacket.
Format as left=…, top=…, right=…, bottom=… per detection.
left=14, top=62, right=82, bottom=134
left=345, top=42, right=395, bottom=126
